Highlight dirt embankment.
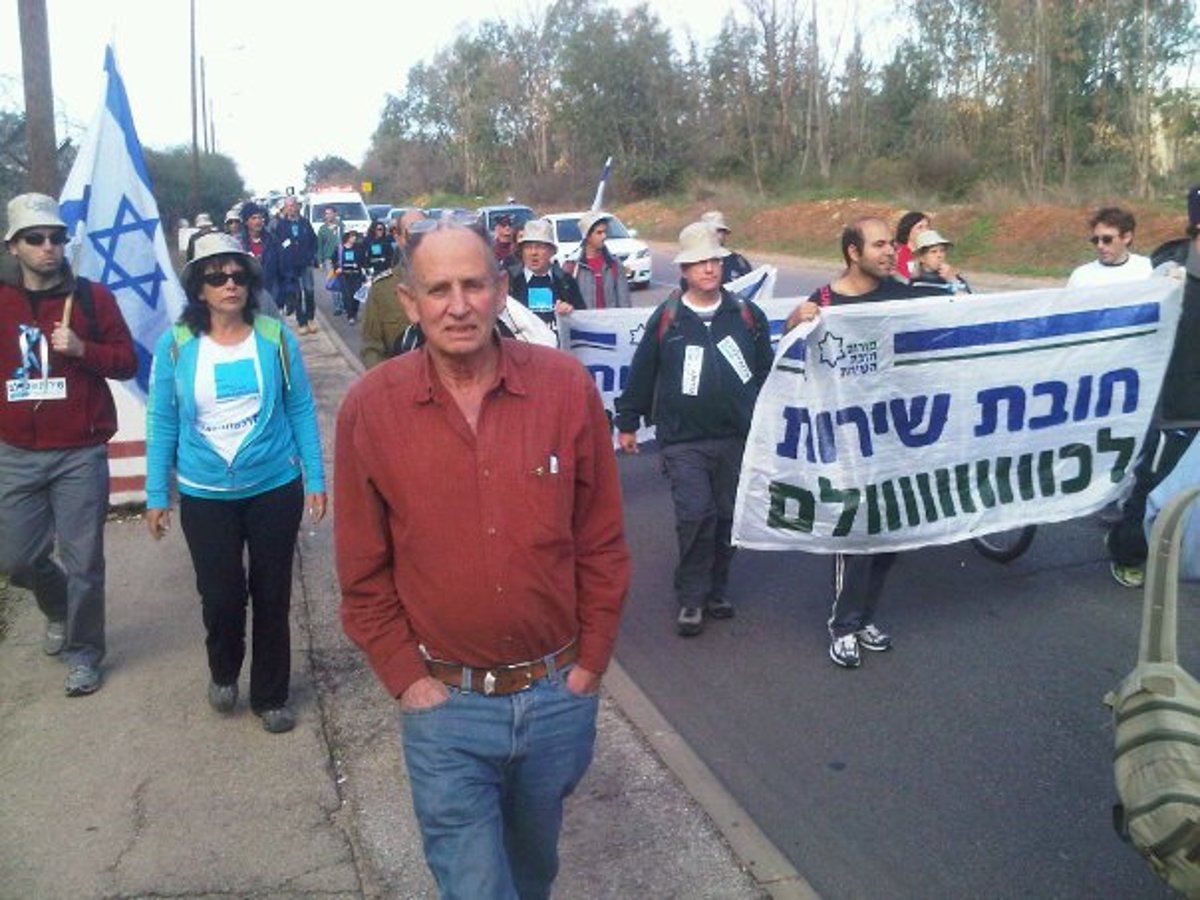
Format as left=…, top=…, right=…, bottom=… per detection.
left=614, top=197, right=1186, bottom=278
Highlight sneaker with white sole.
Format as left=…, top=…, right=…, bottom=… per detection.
left=829, top=633, right=861, bottom=668
left=1110, top=562, right=1145, bottom=588
left=42, top=620, right=66, bottom=656
left=855, top=623, right=892, bottom=652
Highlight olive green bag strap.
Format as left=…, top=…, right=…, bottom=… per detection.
left=1140, top=484, right=1200, bottom=666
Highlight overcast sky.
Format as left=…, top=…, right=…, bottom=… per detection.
left=0, top=0, right=892, bottom=195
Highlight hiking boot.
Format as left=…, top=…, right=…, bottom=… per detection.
left=1110, top=562, right=1144, bottom=588
left=676, top=606, right=704, bottom=637
left=855, top=623, right=892, bottom=652
left=208, top=681, right=238, bottom=714
left=705, top=596, right=735, bottom=620
left=42, top=620, right=66, bottom=656
left=829, top=633, right=861, bottom=669
left=65, top=664, right=100, bottom=697
left=257, top=706, right=295, bottom=734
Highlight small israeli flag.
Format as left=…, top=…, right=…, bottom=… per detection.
left=59, top=46, right=186, bottom=398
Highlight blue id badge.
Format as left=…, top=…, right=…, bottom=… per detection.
left=371, top=243, right=382, bottom=255
left=214, top=359, right=259, bottom=401
left=527, top=286, right=554, bottom=312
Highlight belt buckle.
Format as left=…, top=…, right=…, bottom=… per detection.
left=483, top=670, right=497, bottom=695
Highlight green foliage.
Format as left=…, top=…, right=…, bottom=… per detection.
left=143, top=147, right=245, bottom=229
left=0, top=108, right=77, bottom=211
left=304, top=155, right=359, bottom=191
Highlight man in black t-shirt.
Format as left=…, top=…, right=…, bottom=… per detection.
left=786, top=216, right=942, bottom=669
left=506, top=217, right=584, bottom=327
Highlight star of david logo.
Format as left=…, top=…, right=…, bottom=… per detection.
left=629, top=322, right=646, bottom=346
left=87, top=195, right=165, bottom=311
left=818, top=331, right=845, bottom=368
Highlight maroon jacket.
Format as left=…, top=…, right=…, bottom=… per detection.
left=0, top=261, right=137, bottom=450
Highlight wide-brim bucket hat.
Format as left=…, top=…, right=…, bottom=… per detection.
left=674, top=221, right=730, bottom=265
left=180, top=231, right=262, bottom=285
left=518, top=217, right=557, bottom=248
left=5, top=192, right=68, bottom=242
left=700, top=210, right=731, bottom=233
left=914, top=229, right=954, bottom=252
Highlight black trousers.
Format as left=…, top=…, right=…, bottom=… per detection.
left=1108, top=427, right=1198, bottom=566
left=179, top=478, right=303, bottom=711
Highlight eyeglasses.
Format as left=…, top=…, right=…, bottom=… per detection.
left=20, top=230, right=69, bottom=247
left=1090, top=234, right=1118, bottom=246
left=201, top=270, right=251, bottom=287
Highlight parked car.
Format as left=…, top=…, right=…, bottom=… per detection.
left=302, top=190, right=371, bottom=238
left=366, top=203, right=392, bottom=222
left=477, top=204, right=536, bottom=232
left=542, top=212, right=652, bottom=288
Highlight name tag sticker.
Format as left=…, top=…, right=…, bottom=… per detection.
left=527, top=286, right=554, bottom=312
left=682, top=345, right=704, bottom=396
left=7, top=378, right=67, bottom=402
left=214, top=359, right=259, bottom=401
left=716, top=335, right=753, bottom=384
left=281, top=238, right=292, bottom=249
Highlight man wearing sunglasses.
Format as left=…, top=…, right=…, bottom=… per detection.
left=0, top=193, right=137, bottom=697
left=1067, top=206, right=1153, bottom=288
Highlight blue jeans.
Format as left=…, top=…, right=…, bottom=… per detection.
left=400, top=669, right=599, bottom=900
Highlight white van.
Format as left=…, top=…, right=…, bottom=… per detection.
left=302, top=190, right=372, bottom=241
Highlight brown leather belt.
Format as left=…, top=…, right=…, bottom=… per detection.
left=425, top=640, right=578, bottom=696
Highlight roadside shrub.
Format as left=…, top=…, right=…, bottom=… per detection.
left=913, top=145, right=980, bottom=200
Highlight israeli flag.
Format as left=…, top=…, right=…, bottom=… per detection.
left=59, top=46, right=186, bottom=398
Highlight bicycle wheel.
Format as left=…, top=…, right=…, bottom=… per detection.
left=971, top=525, right=1037, bottom=563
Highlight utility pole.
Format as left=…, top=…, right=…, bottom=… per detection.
left=200, top=56, right=209, bottom=154
left=189, top=0, right=200, bottom=216
left=18, top=0, right=58, bottom=194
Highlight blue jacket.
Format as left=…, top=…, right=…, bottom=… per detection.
left=241, top=230, right=282, bottom=297
left=145, top=315, right=325, bottom=508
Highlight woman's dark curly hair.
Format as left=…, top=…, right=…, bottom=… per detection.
left=179, top=254, right=261, bottom=334
left=895, top=211, right=929, bottom=246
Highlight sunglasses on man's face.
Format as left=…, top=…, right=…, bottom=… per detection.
left=21, top=230, right=69, bottom=247
left=1090, top=234, right=1118, bottom=246
left=201, top=270, right=251, bottom=287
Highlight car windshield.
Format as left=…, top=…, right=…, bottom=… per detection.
left=311, top=201, right=369, bottom=222
left=555, top=215, right=630, bottom=243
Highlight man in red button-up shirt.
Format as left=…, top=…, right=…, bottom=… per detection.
left=335, top=221, right=629, bottom=899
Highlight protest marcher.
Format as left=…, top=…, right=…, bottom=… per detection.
left=909, top=229, right=972, bottom=294
left=145, top=232, right=326, bottom=733
left=700, top=210, right=753, bottom=284
left=564, top=211, right=631, bottom=310
left=785, top=216, right=944, bottom=667
left=894, top=210, right=930, bottom=282
left=239, top=201, right=281, bottom=302
left=1067, top=206, right=1153, bottom=288
left=360, top=210, right=426, bottom=368
left=223, top=208, right=242, bottom=238
left=507, top=217, right=585, bottom=326
left=491, top=212, right=517, bottom=267
left=615, top=221, right=773, bottom=636
left=0, top=193, right=138, bottom=696
left=272, top=197, right=319, bottom=333
left=336, top=221, right=629, bottom=898
left=316, top=206, right=344, bottom=317
left=333, top=230, right=365, bottom=325
left=362, top=220, right=395, bottom=279
left=1105, top=186, right=1200, bottom=588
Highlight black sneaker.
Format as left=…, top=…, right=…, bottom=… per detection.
left=855, top=624, right=892, bottom=652
left=705, top=597, right=735, bottom=619
left=208, top=681, right=238, bottom=714
left=829, top=633, right=861, bottom=668
left=257, top=706, right=295, bottom=733
left=676, top=606, right=704, bottom=637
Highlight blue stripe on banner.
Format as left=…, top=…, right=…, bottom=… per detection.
left=894, top=303, right=1160, bottom=354
left=568, top=329, right=617, bottom=349
left=104, top=47, right=152, bottom=191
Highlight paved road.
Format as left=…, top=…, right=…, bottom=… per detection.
left=313, top=251, right=1183, bottom=898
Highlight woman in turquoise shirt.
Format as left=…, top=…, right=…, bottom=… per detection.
left=145, top=233, right=326, bottom=734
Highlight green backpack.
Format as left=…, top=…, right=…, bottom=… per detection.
left=1106, top=484, right=1200, bottom=897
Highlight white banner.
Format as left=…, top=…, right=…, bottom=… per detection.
left=559, top=266, right=794, bottom=440
left=731, top=279, right=1184, bottom=553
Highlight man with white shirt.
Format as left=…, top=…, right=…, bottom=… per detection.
left=1066, top=206, right=1153, bottom=288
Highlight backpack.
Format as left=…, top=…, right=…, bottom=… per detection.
left=1105, top=484, right=1200, bottom=897
left=168, top=316, right=291, bottom=391
left=655, top=292, right=760, bottom=343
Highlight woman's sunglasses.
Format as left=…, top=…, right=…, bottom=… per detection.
left=21, top=230, right=69, bottom=246
left=201, top=270, right=251, bottom=287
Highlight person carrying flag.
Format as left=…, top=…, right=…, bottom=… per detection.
left=0, top=193, right=137, bottom=697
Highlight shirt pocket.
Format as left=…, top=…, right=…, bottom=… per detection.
left=522, top=443, right=575, bottom=541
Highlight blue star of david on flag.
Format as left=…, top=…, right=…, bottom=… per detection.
left=59, top=46, right=186, bottom=399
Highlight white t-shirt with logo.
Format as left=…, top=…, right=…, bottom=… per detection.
left=1066, top=253, right=1153, bottom=288
left=193, top=332, right=263, bottom=464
